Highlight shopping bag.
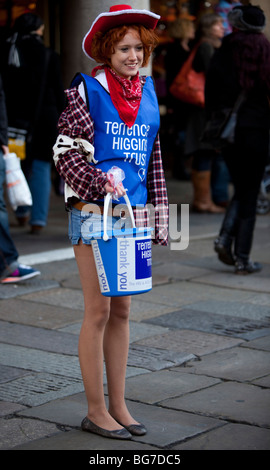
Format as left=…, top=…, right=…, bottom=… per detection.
left=8, top=127, right=27, bottom=160
left=4, top=152, right=32, bottom=210
left=169, top=44, right=205, bottom=108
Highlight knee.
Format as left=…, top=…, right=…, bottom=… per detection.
left=110, top=297, right=131, bottom=322
left=84, top=301, right=110, bottom=330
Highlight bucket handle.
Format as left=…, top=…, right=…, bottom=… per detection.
left=103, top=192, right=136, bottom=241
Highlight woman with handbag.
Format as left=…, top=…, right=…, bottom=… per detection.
left=183, top=13, right=225, bottom=213
left=205, top=5, right=270, bottom=274
left=53, top=5, right=168, bottom=439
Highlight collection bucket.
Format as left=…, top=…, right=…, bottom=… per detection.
left=91, top=193, right=153, bottom=297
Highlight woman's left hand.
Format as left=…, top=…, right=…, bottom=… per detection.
left=1, top=145, right=9, bottom=155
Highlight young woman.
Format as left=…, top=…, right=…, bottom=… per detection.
left=53, top=5, right=168, bottom=439
left=205, top=5, right=270, bottom=274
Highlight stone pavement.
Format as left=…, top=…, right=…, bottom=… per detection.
left=0, top=179, right=270, bottom=452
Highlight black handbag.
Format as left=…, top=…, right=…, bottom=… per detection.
left=200, top=91, right=246, bottom=150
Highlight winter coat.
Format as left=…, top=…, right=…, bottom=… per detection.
left=205, top=33, right=270, bottom=130
left=0, top=33, right=65, bottom=162
left=0, top=75, right=8, bottom=146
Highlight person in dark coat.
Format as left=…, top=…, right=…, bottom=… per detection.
left=0, top=12, right=65, bottom=233
left=184, top=13, right=225, bottom=213
left=164, top=17, right=195, bottom=180
left=205, top=5, right=270, bottom=274
left=0, top=74, right=40, bottom=282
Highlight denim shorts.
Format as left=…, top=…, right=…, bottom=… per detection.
left=68, top=207, right=133, bottom=245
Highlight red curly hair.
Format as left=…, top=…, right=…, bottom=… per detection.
left=91, top=24, right=159, bottom=67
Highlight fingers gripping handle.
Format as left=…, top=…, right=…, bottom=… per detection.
left=103, top=193, right=136, bottom=241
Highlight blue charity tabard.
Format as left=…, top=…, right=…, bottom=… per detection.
left=72, top=73, right=160, bottom=206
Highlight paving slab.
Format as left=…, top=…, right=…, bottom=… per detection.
left=20, top=287, right=85, bottom=310
left=145, top=309, right=270, bottom=339
left=18, top=396, right=223, bottom=449
left=180, top=299, right=270, bottom=321
left=252, top=375, right=270, bottom=388
left=160, top=382, right=270, bottom=428
left=0, top=401, right=27, bottom=417
left=174, top=423, right=270, bottom=450
left=0, top=364, right=30, bottom=384
left=180, top=254, right=227, bottom=270
left=0, top=343, right=81, bottom=379
left=61, top=275, right=82, bottom=289
left=13, top=429, right=160, bottom=450
left=128, top=344, right=195, bottom=370
left=115, top=369, right=220, bottom=404
left=134, top=329, right=243, bottom=357
left=0, top=320, right=79, bottom=355
left=60, top=320, right=170, bottom=344
left=152, top=262, right=213, bottom=281
left=129, top=299, right=179, bottom=322
left=141, top=281, right=254, bottom=309
left=0, top=416, right=61, bottom=450
left=0, top=344, right=149, bottom=406
left=241, top=334, right=270, bottom=351
left=0, top=279, right=59, bottom=299
left=193, top=270, right=270, bottom=293
left=0, top=298, right=84, bottom=329
left=248, top=292, right=270, bottom=308
left=29, top=258, right=78, bottom=281
left=180, top=346, right=270, bottom=381
left=0, top=372, right=84, bottom=406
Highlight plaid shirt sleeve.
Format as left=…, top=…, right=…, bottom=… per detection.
left=55, top=82, right=169, bottom=246
left=55, top=88, right=108, bottom=201
left=134, top=134, right=169, bottom=246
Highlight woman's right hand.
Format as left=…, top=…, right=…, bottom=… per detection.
left=104, top=181, right=126, bottom=198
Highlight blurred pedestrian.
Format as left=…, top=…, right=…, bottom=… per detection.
left=165, top=16, right=195, bottom=180
left=53, top=4, right=168, bottom=439
left=214, top=0, right=242, bottom=35
left=184, top=13, right=225, bottom=213
left=0, top=12, right=65, bottom=234
left=0, top=73, right=40, bottom=283
left=205, top=5, right=270, bottom=273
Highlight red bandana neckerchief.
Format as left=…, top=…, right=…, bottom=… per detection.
left=92, top=65, right=142, bottom=128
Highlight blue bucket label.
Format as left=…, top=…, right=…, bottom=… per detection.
left=92, top=240, right=110, bottom=293
left=135, top=239, right=152, bottom=279
left=117, top=236, right=152, bottom=293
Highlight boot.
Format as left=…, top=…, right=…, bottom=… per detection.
left=191, top=170, right=225, bottom=214
left=234, top=217, right=262, bottom=274
left=214, top=199, right=239, bottom=266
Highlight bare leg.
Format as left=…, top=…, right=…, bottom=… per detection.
left=104, top=296, right=140, bottom=426
left=74, top=242, right=122, bottom=430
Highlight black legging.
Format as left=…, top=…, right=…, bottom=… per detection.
left=223, top=127, right=269, bottom=220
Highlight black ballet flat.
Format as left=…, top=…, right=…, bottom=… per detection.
left=81, top=416, right=132, bottom=440
left=116, top=420, right=147, bottom=436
